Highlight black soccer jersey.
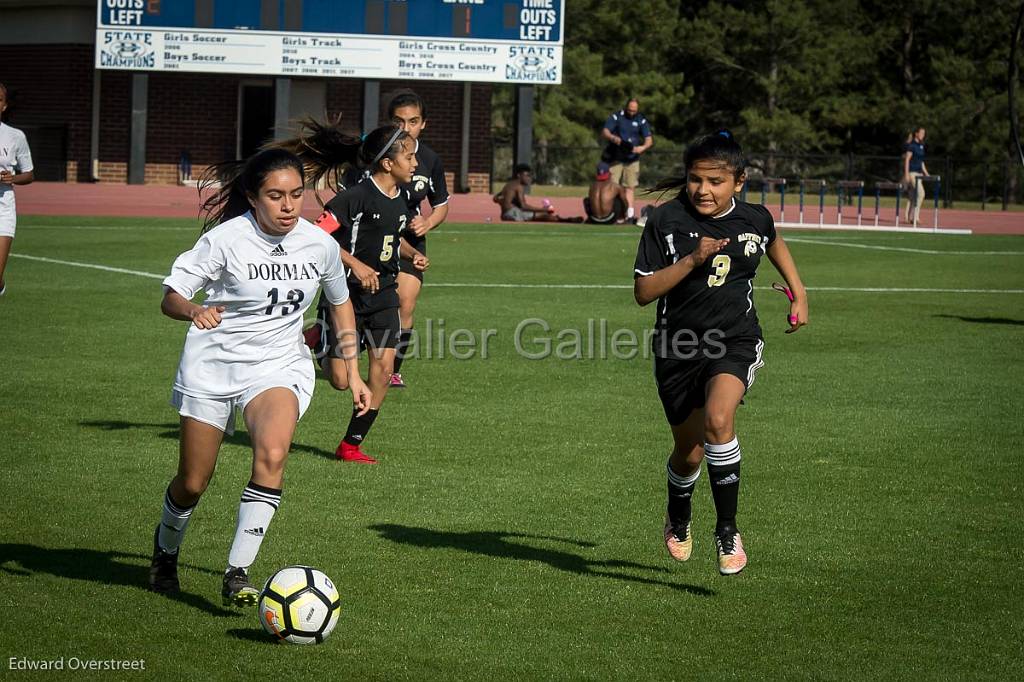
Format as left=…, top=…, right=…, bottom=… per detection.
left=400, top=140, right=449, bottom=253
left=322, top=178, right=410, bottom=314
left=634, top=197, right=777, bottom=355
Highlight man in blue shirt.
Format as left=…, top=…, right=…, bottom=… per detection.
left=602, top=98, right=653, bottom=223
left=902, top=127, right=929, bottom=225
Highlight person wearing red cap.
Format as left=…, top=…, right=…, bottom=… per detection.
left=584, top=161, right=629, bottom=224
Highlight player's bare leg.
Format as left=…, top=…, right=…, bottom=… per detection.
left=0, top=236, right=13, bottom=295
left=150, top=417, right=224, bottom=594
left=338, top=347, right=396, bottom=463
left=392, top=272, right=421, bottom=387
left=665, top=409, right=705, bottom=561
left=220, top=388, right=298, bottom=606
left=704, top=374, right=748, bottom=575
left=367, top=347, right=395, bottom=410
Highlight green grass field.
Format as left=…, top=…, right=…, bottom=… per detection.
left=2, top=216, right=1023, bottom=679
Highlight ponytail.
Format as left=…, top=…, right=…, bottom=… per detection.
left=198, top=148, right=303, bottom=233
left=264, top=117, right=362, bottom=204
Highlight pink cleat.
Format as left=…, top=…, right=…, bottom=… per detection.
left=336, top=441, right=378, bottom=464
left=714, top=528, right=747, bottom=575
left=389, top=373, right=406, bottom=388
left=664, top=517, right=693, bottom=562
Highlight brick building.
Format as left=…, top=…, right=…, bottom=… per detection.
left=0, top=0, right=493, bottom=191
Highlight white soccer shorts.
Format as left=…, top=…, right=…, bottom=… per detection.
left=170, top=371, right=313, bottom=434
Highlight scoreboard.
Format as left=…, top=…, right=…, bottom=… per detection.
left=95, top=0, right=564, bottom=83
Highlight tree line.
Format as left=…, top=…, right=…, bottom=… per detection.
left=494, top=0, right=1023, bottom=192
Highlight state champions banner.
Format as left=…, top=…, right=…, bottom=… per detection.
left=95, top=0, right=564, bottom=84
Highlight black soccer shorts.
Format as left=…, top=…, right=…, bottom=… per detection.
left=399, top=236, right=426, bottom=282
left=313, top=304, right=401, bottom=359
left=653, top=336, right=765, bottom=425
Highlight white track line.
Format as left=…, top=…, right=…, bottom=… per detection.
left=785, top=237, right=1024, bottom=255
left=23, top=224, right=196, bottom=231
left=12, top=253, right=164, bottom=279
left=23, top=225, right=1024, bottom=256
left=11, top=253, right=1024, bottom=294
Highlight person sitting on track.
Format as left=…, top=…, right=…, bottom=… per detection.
left=493, top=164, right=582, bottom=223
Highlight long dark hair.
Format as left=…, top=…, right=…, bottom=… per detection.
left=266, top=120, right=409, bottom=204
left=265, top=117, right=362, bottom=201
left=649, top=129, right=747, bottom=197
left=198, top=148, right=304, bottom=233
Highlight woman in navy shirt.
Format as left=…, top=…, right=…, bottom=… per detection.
left=902, top=127, right=929, bottom=225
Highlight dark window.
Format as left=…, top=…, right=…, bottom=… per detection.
left=240, top=85, right=275, bottom=159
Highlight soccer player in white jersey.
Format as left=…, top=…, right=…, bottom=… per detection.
left=0, top=82, right=35, bottom=296
left=148, top=148, right=371, bottom=605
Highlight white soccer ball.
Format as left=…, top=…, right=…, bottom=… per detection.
left=258, top=566, right=341, bottom=644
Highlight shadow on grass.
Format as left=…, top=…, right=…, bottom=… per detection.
left=369, top=524, right=715, bottom=597
left=933, top=314, right=1024, bottom=326
left=0, top=543, right=238, bottom=617
left=226, top=628, right=280, bottom=645
left=79, top=420, right=336, bottom=460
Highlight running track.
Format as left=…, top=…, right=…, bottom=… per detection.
left=14, top=182, right=1024, bottom=235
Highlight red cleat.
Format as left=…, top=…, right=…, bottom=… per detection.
left=302, top=325, right=319, bottom=349
left=336, top=441, right=378, bottom=464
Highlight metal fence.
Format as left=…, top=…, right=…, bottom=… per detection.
left=493, top=145, right=1024, bottom=209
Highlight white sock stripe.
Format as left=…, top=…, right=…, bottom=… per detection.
left=240, top=489, right=281, bottom=508
left=704, top=438, right=741, bottom=466
left=706, top=453, right=741, bottom=467
left=162, top=500, right=194, bottom=519
left=666, top=462, right=701, bottom=487
left=704, top=444, right=740, bottom=458
left=704, top=437, right=739, bottom=454
left=242, top=485, right=282, bottom=499
left=242, top=493, right=282, bottom=503
left=163, top=492, right=194, bottom=517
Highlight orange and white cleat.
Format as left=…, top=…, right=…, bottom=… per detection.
left=336, top=441, right=378, bottom=464
left=714, top=528, right=747, bottom=575
left=664, top=517, right=693, bottom=562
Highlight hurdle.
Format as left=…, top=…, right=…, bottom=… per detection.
left=762, top=177, right=787, bottom=222
left=836, top=180, right=864, bottom=227
left=874, top=181, right=902, bottom=228
left=764, top=175, right=968, bottom=233
left=798, top=179, right=827, bottom=226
